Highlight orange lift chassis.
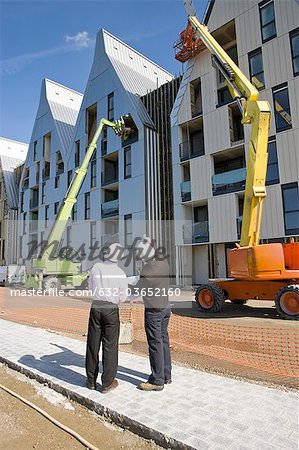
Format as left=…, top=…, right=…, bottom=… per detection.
left=175, top=1, right=299, bottom=319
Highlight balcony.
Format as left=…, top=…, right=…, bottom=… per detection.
left=101, top=172, right=118, bottom=187
left=183, top=221, right=209, bottom=244
left=101, top=199, right=119, bottom=218
left=101, top=232, right=119, bottom=247
left=181, top=181, right=191, bottom=202
left=212, top=167, right=246, bottom=195
left=179, top=138, right=204, bottom=161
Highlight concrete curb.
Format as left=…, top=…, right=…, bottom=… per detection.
left=0, top=355, right=194, bottom=450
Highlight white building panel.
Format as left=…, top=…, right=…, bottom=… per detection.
left=260, top=184, right=285, bottom=239
left=208, top=194, right=238, bottom=243
left=235, top=2, right=261, bottom=58
left=204, top=108, right=230, bottom=154
left=277, top=129, right=299, bottom=184
left=263, top=35, right=293, bottom=87
left=190, top=155, right=213, bottom=201
left=275, top=0, right=299, bottom=36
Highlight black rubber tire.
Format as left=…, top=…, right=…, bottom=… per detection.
left=195, top=283, right=225, bottom=313
left=231, top=300, right=247, bottom=305
left=275, top=285, right=299, bottom=320
left=43, top=276, right=62, bottom=292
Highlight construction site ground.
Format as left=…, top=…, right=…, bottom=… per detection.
left=0, top=286, right=297, bottom=390
left=0, top=363, right=160, bottom=450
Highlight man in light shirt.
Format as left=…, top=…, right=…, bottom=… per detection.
left=85, top=243, right=128, bottom=394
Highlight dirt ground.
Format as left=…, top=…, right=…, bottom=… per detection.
left=0, top=364, right=160, bottom=450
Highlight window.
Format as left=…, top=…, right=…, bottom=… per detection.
left=43, top=133, right=51, bottom=161
left=45, top=205, right=49, bottom=228
left=20, top=192, right=24, bottom=213
left=90, top=221, right=96, bottom=247
left=124, top=214, right=132, bottom=248
left=2, top=240, right=5, bottom=261
left=248, top=48, right=265, bottom=90
left=23, top=212, right=27, bottom=234
left=259, top=0, right=276, bottom=43
left=54, top=202, right=59, bottom=215
left=40, top=231, right=44, bottom=246
left=217, top=45, right=238, bottom=106
left=66, top=226, right=71, bottom=248
left=91, top=154, right=97, bottom=188
left=228, top=104, right=244, bottom=143
left=56, top=151, right=64, bottom=174
left=193, top=205, right=209, bottom=243
left=67, top=170, right=72, bottom=187
left=124, top=146, right=131, bottom=179
left=85, top=192, right=90, bottom=220
left=266, top=137, right=280, bottom=185
left=101, top=126, right=107, bottom=156
left=33, top=141, right=37, bottom=162
left=41, top=183, right=45, bottom=204
left=290, top=28, right=299, bottom=77
left=272, top=84, right=292, bottom=132
left=108, top=93, right=114, bottom=121
left=0, top=182, right=2, bottom=198
left=55, top=176, right=60, bottom=189
left=75, top=141, right=80, bottom=167
left=190, top=77, right=202, bottom=117
left=19, top=236, right=23, bottom=259
left=72, top=202, right=77, bottom=221
left=282, top=183, right=299, bottom=235
left=86, top=103, right=97, bottom=145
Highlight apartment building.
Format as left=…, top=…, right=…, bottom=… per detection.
left=18, top=79, right=83, bottom=265
left=0, top=138, right=28, bottom=265
left=64, top=29, right=176, bottom=275
left=18, top=29, right=180, bottom=279
left=171, top=0, right=299, bottom=285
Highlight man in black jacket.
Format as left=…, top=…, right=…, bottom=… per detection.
left=133, top=236, right=172, bottom=391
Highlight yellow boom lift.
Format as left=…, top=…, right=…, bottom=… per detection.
left=175, top=1, right=299, bottom=319
left=26, top=116, right=132, bottom=290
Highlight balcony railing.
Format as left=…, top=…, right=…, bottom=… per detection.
left=101, top=199, right=119, bottom=218
left=179, top=138, right=204, bottom=161
left=212, top=167, right=246, bottom=195
left=183, top=221, right=209, bottom=244
left=181, top=181, right=191, bottom=202
left=101, top=232, right=119, bottom=247
left=101, top=172, right=118, bottom=186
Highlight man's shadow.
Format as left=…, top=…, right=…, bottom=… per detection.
left=19, top=343, right=148, bottom=389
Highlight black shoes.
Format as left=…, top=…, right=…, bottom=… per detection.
left=86, top=380, right=96, bottom=390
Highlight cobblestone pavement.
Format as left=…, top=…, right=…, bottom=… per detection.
left=0, top=320, right=298, bottom=450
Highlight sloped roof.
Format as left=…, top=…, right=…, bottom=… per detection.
left=102, top=30, right=174, bottom=128
left=44, top=79, right=83, bottom=159
left=0, top=137, right=28, bottom=160
left=0, top=154, right=25, bottom=209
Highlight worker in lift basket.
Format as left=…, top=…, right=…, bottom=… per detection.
left=132, top=236, right=172, bottom=391
left=85, top=243, right=128, bottom=394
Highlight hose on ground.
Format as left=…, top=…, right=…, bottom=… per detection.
left=0, top=383, right=100, bottom=450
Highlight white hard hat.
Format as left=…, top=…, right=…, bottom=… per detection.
left=135, top=235, right=155, bottom=261
left=104, top=243, right=124, bottom=263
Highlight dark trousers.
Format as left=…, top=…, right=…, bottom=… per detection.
left=145, top=307, right=172, bottom=385
left=85, top=304, right=120, bottom=389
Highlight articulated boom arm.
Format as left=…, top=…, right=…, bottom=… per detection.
left=39, top=117, right=129, bottom=263
left=187, top=15, right=271, bottom=247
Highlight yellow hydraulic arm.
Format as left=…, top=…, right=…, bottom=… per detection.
left=182, top=3, right=271, bottom=246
